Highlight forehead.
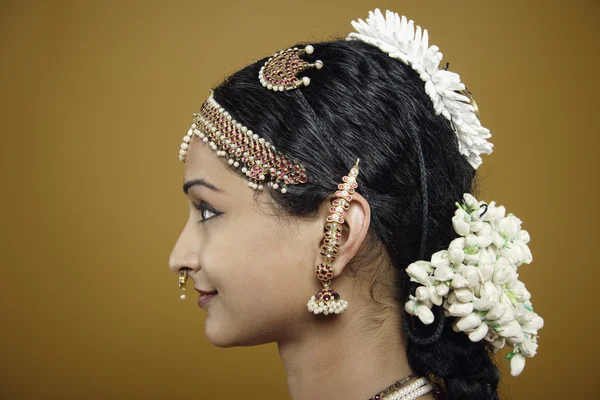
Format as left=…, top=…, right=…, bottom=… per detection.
left=184, top=136, right=247, bottom=193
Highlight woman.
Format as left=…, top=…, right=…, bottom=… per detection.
left=169, top=9, right=542, bottom=400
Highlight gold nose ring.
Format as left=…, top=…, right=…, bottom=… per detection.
left=178, top=268, right=188, bottom=300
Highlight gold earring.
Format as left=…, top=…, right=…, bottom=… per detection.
left=307, top=159, right=360, bottom=315
left=178, top=268, right=188, bottom=300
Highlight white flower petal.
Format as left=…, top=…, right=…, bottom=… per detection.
left=452, top=216, right=470, bottom=236
left=416, top=304, right=435, bottom=325
left=456, top=313, right=481, bottom=331
left=510, top=353, right=526, bottom=376
left=469, top=322, right=489, bottom=342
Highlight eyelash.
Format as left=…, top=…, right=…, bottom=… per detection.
left=193, top=201, right=222, bottom=223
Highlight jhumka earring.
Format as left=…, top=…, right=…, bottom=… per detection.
left=178, top=268, right=188, bottom=300
left=307, top=159, right=360, bottom=315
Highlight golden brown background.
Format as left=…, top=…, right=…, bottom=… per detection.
left=1, top=0, right=598, bottom=398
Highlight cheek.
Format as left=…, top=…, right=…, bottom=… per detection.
left=201, top=212, right=316, bottom=332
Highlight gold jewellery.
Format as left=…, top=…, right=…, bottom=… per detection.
left=179, top=93, right=308, bottom=193
left=306, top=160, right=360, bottom=315
left=178, top=268, right=188, bottom=300
left=178, top=44, right=324, bottom=192
left=258, top=45, right=323, bottom=91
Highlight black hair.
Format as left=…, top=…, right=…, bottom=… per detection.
left=212, top=39, right=500, bottom=400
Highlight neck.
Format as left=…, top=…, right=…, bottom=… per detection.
left=278, top=290, right=424, bottom=400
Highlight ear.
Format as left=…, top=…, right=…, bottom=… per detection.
left=312, top=192, right=371, bottom=277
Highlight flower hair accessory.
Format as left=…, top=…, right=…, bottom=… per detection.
left=404, top=193, right=543, bottom=376
left=347, top=9, right=493, bottom=169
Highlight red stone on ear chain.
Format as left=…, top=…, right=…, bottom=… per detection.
left=307, top=160, right=360, bottom=316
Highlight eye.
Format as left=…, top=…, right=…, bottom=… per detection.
left=193, top=201, right=222, bottom=223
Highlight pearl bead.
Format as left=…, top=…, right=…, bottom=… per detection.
left=180, top=294, right=186, bottom=300
left=302, top=76, right=310, bottom=86
left=305, top=45, right=314, bottom=54
left=315, top=60, right=324, bottom=69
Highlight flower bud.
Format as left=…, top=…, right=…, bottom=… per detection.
left=522, top=315, right=544, bottom=334
left=449, top=237, right=465, bottom=250
left=463, top=193, right=478, bottom=208
left=515, top=242, right=533, bottom=265
left=404, top=300, right=417, bottom=315
left=436, top=282, right=450, bottom=296
left=469, top=322, right=489, bottom=342
left=416, top=304, right=435, bottom=325
left=470, top=220, right=484, bottom=233
left=501, top=246, right=521, bottom=265
left=498, top=320, right=522, bottom=338
left=452, top=216, right=470, bottom=237
left=448, top=247, right=465, bottom=264
left=428, top=287, right=443, bottom=306
left=431, top=250, right=450, bottom=268
left=455, top=288, right=474, bottom=303
left=491, top=231, right=505, bottom=249
left=448, top=302, right=474, bottom=317
left=463, top=266, right=481, bottom=288
left=517, top=230, right=530, bottom=244
left=406, top=262, right=430, bottom=284
left=456, top=313, right=481, bottom=331
left=480, top=223, right=492, bottom=236
left=451, top=274, right=468, bottom=289
left=510, top=353, right=526, bottom=376
left=490, top=337, right=505, bottom=351
left=485, top=303, right=505, bottom=321
left=493, top=263, right=512, bottom=285
left=477, top=234, right=493, bottom=248
left=500, top=215, right=522, bottom=240
left=519, top=338, right=538, bottom=357
left=466, top=234, right=478, bottom=247
left=433, top=265, right=454, bottom=281
left=415, top=286, right=430, bottom=302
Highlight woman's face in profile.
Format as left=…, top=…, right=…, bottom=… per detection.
left=169, top=136, right=323, bottom=347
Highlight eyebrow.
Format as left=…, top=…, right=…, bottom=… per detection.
left=183, top=179, right=222, bottom=194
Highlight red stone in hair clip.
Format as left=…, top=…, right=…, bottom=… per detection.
left=259, top=45, right=323, bottom=92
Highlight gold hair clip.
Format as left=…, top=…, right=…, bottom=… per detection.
left=259, top=45, right=323, bottom=92
left=179, top=93, right=308, bottom=193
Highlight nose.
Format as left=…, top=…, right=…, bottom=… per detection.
left=168, top=220, right=202, bottom=274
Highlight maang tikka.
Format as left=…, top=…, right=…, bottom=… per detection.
left=307, top=160, right=360, bottom=315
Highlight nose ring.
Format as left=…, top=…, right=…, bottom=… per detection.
left=178, top=268, right=188, bottom=300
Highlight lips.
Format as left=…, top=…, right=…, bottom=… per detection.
left=195, top=288, right=218, bottom=296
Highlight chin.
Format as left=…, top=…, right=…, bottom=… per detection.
left=204, top=317, right=274, bottom=348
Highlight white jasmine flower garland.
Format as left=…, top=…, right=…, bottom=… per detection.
left=404, top=193, right=543, bottom=376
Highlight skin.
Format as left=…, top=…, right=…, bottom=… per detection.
left=169, top=136, right=436, bottom=400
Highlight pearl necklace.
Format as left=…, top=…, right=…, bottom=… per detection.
left=368, top=375, right=434, bottom=400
